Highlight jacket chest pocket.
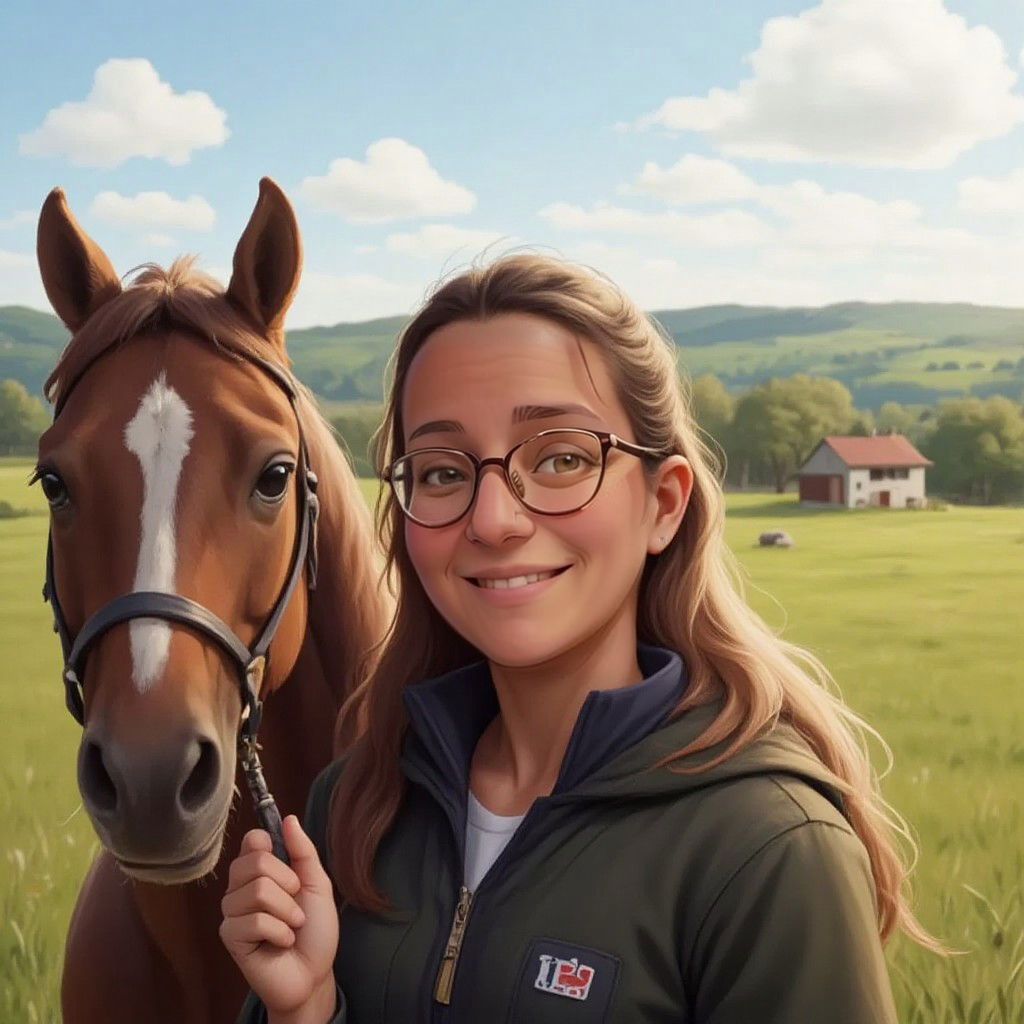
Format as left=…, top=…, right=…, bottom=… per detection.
left=506, top=938, right=621, bottom=1024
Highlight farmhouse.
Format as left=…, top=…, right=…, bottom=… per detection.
left=798, top=435, right=933, bottom=509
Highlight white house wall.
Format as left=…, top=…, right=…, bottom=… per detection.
left=850, top=466, right=927, bottom=508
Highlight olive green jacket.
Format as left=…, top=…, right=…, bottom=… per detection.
left=238, top=647, right=898, bottom=1023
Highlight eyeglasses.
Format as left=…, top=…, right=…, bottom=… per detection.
left=384, top=428, right=666, bottom=528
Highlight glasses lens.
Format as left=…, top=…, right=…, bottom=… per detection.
left=511, top=431, right=603, bottom=513
left=391, top=449, right=476, bottom=525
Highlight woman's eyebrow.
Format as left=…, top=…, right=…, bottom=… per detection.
left=408, top=403, right=601, bottom=441
left=408, top=419, right=464, bottom=441
left=512, top=403, right=601, bottom=424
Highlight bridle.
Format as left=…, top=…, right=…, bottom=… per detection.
left=42, top=352, right=320, bottom=865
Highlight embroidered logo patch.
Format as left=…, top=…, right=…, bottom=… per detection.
left=534, top=954, right=595, bottom=1000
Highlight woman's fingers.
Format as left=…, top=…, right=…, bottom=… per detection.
left=221, top=875, right=306, bottom=929
left=219, top=910, right=296, bottom=951
left=227, top=830, right=301, bottom=895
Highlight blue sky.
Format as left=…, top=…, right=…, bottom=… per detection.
left=4, top=0, right=1024, bottom=326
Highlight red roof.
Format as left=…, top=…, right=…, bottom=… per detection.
left=817, top=434, right=933, bottom=468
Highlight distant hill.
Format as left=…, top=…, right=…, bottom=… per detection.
left=4, top=301, right=1023, bottom=410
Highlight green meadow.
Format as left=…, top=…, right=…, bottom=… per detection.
left=1, top=456, right=1022, bottom=1022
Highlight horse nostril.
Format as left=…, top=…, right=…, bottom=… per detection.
left=179, top=739, right=220, bottom=813
left=80, top=740, right=118, bottom=815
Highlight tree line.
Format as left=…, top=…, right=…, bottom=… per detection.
left=332, top=374, right=1024, bottom=506
left=690, top=373, right=1024, bottom=503
left=3, top=373, right=1022, bottom=504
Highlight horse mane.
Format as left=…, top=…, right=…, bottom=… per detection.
left=46, top=257, right=392, bottom=729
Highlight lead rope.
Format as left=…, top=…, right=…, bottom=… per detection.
left=236, top=652, right=288, bottom=863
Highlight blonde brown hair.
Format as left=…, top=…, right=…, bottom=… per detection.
left=331, top=253, right=938, bottom=951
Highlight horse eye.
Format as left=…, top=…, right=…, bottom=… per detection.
left=254, top=463, right=293, bottom=502
left=39, top=472, right=70, bottom=509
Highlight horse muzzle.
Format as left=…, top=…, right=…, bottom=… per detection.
left=77, top=723, right=236, bottom=882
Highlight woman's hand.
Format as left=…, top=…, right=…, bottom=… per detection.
left=221, top=815, right=339, bottom=1024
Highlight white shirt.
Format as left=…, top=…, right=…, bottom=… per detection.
left=463, top=790, right=526, bottom=892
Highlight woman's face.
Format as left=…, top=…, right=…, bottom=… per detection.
left=400, top=312, right=681, bottom=672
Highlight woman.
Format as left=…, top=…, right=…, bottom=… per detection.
left=221, top=255, right=937, bottom=1023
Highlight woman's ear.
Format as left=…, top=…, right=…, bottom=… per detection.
left=647, top=455, right=693, bottom=554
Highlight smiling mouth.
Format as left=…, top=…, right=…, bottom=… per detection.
left=470, top=566, right=570, bottom=590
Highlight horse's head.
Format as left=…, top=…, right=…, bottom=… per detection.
left=36, top=180, right=321, bottom=882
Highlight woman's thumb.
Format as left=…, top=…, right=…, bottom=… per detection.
left=282, top=815, right=330, bottom=891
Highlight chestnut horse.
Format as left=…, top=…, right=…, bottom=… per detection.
left=35, top=179, right=389, bottom=1023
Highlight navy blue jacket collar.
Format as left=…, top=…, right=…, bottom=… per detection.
left=401, top=645, right=687, bottom=798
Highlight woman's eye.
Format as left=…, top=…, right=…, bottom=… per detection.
left=39, top=472, right=70, bottom=509
left=254, top=463, right=293, bottom=502
left=535, top=452, right=586, bottom=474
left=422, top=466, right=466, bottom=487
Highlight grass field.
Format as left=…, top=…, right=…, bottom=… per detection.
left=2, top=456, right=1022, bottom=1021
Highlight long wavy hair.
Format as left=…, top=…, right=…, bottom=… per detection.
left=330, top=253, right=939, bottom=950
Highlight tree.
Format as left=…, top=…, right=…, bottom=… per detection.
left=688, top=374, right=733, bottom=459
left=728, top=375, right=857, bottom=492
left=330, top=407, right=385, bottom=478
left=876, top=401, right=915, bottom=437
left=0, top=378, right=48, bottom=454
left=922, top=396, right=1024, bottom=504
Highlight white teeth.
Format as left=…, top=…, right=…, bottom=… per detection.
left=477, top=570, right=557, bottom=590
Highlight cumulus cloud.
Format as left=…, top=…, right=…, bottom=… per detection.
left=140, top=233, right=176, bottom=247
left=958, top=167, right=1024, bottom=214
left=300, top=139, right=476, bottom=223
left=0, top=250, right=48, bottom=311
left=539, top=201, right=770, bottom=246
left=0, top=210, right=34, bottom=230
left=635, top=0, right=1024, bottom=168
left=19, top=59, right=228, bottom=168
left=287, top=269, right=424, bottom=328
left=546, top=158, right=985, bottom=268
left=621, top=155, right=758, bottom=204
left=0, top=249, right=34, bottom=270
left=90, top=191, right=216, bottom=231
left=385, top=224, right=515, bottom=260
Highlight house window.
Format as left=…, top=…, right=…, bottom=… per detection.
left=870, top=469, right=883, bottom=480
left=895, top=468, right=908, bottom=480
left=856, top=481, right=862, bottom=490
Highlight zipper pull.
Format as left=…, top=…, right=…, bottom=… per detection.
left=434, top=885, right=474, bottom=1005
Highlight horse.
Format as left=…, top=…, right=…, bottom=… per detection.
left=35, top=179, right=390, bottom=1023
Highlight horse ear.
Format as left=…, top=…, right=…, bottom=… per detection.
left=227, top=178, right=302, bottom=338
left=37, top=188, right=122, bottom=333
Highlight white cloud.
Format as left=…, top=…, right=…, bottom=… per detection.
left=621, top=155, right=758, bottom=204
left=0, top=249, right=34, bottom=270
left=958, top=167, right=1024, bottom=214
left=287, top=269, right=424, bottom=328
left=539, top=201, right=769, bottom=246
left=0, top=210, right=34, bottom=230
left=0, top=250, right=48, bottom=311
left=141, top=233, right=176, bottom=247
left=385, top=224, right=516, bottom=260
left=90, top=191, right=216, bottom=231
left=19, top=59, right=228, bottom=168
left=635, top=0, right=1024, bottom=168
left=299, top=138, right=476, bottom=223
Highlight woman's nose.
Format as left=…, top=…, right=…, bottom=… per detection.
left=465, top=466, right=531, bottom=544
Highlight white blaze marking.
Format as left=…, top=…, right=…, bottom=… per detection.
left=124, top=372, right=194, bottom=691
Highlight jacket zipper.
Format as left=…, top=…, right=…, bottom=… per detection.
left=434, top=884, right=474, bottom=1005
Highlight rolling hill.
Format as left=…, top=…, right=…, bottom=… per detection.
left=3, top=301, right=1022, bottom=410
